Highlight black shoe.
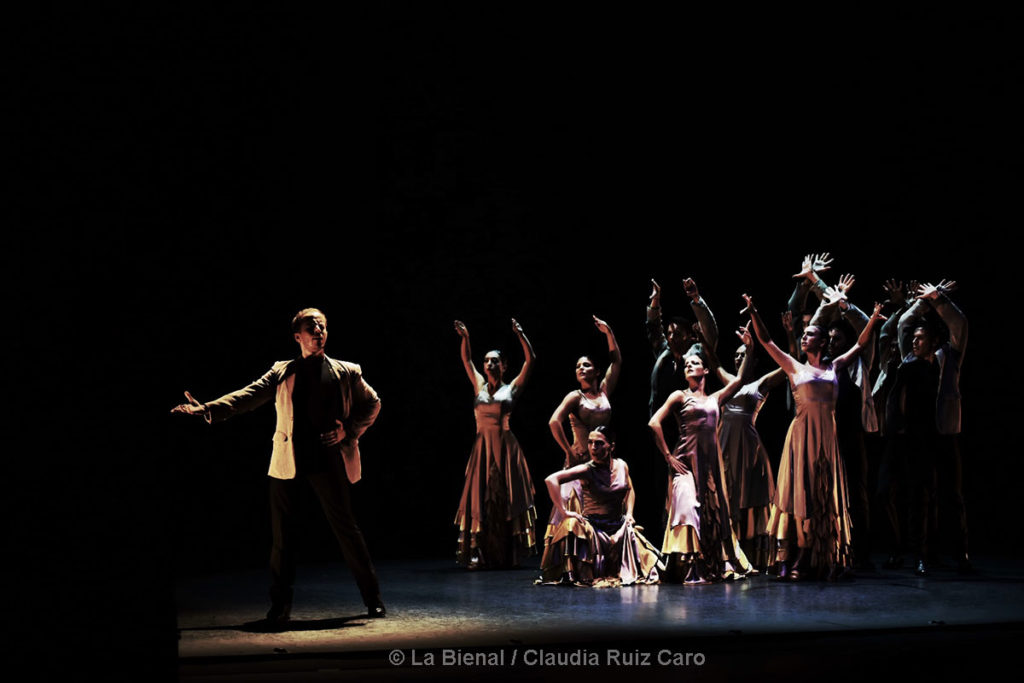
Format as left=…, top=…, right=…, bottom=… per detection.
left=914, top=559, right=928, bottom=577
left=264, top=603, right=292, bottom=631
left=367, top=602, right=387, bottom=618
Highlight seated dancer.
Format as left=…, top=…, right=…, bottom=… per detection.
left=648, top=324, right=758, bottom=584
left=453, top=319, right=538, bottom=569
left=546, top=316, right=620, bottom=531
left=538, top=427, right=662, bottom=586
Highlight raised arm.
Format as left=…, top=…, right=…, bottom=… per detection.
left=833, top=302, right=886, bottom=371
left=918, top=280, right=967, bottom=354
left=713, top=323, right=756, bottom=406
left=646, top=279, right=669, bottom=358
left=897, top=287, right=931, bottom=359
left=878, top=279, right=909, bottom=369
left=508, top=318, right=536, bottom=394
left=454, top=320, right=485, bottom=393
left=781, top=310, right=800, bottom=358
left=549, top=391, right=582, bottom=463
left=593, top=316, right=622, bottom=396
left=743, top=295, right=801, bottom=377
left=685, top=277, right=719, bottom=353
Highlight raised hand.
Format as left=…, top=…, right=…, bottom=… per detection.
left=794, top=252, right=833, bottom=279
left=511, top=318, right=525, bottom=336
left=869, top=301, right=888, bottom=322
left=593, top=315, right=611, bottom=335
left=649, top=279, right=661, bottom=308
left=682, top=277, right=699, bottom=301
left=735, top=322, right=753, bottom=347
left=882, top=279, right=906, bottom=307
left=813, top=252, right=834, bottom=273
left=916, top=280, right=956, bottom=300
left=822, top=285, right=845, bottom=306
left=781, top=310, right=794, bottom=332
left=915, top=283, right=941, bottom=301
left=454, top=320, right=469, bottom=338
left=837, top=273, right=856, bottom=295
left=170, top=390, right=207, bottom=417
left=740, top=293, right=754, bottom=314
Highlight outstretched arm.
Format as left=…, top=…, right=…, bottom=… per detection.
left=171, top=363, right=283, bottom=423
left=743, top=295, right=800, bottom=376
left=509, top=318, right=536, bottom=394
left=714, top=323, right=755, bottom=405
left=833, top=302, right=886, bottom=371
left=781, top=310, right=800, bottom=358
left=549, top=391, right=582, bottom=463
left=918, top=280, right=967, bottom=354
left=454, top=320, right=485, bottom=393
left=646, top=279, right=669, bottom=357
left=878, top=279, right=908, bottom=369
left=170, top=390, right=211, bottom=420
left=685, top=277, right=719, bottom=353
left=594, top=316, right=622, bottom=396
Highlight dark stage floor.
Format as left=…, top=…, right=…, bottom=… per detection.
left=175, top=554, right=1024, bottom=681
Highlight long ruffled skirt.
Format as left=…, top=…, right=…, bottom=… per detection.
left=455, top=427, right=537, bottom=568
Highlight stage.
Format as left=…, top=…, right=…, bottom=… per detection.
left=176, top=554, right=1024, bottom=680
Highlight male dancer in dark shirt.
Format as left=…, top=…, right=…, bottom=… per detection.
left=172, top=308, right=385, bottom=627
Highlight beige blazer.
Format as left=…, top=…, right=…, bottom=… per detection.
left=204, top=357, right=381, bottom=482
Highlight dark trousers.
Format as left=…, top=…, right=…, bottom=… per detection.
left=902, top=433, right=968, bottom=560
left=268, top=457, right=382, bottom=609
left=838, top=429, right=871, bottom=563
left=875, top=436, right=908, bottom=555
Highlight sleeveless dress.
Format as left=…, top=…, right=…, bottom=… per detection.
left=454, top=384, right=537, bottom=567
left=768, top=364, right=853, bottom=573
left=538, top=459, right=661, bottom=586
left=550, top=391, right=611, bottom=528
left=663, top=392, right=750, bottom=579
left=719, top=379, right=776, bottom=530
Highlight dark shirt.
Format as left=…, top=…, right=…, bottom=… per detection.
left=291, top=355, right=342, bottom=474
left=901, top=358, right=940, bottom=436
left=834, top=363, right=862, bottom=434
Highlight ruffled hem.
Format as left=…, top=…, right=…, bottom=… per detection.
left=455, top=505, right=538, bottom=568
left=538, top=518, right=661, bottom=586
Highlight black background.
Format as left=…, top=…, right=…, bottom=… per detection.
left=11, top=3, right=1020, bottom=675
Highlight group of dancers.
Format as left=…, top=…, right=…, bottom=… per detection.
left=453, top=254, right=970, bottom=585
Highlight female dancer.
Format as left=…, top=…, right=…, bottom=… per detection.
left=648, top=325, right=756, bottom=583
left=539, top=426, right=661, bottom=586
left=547, top=316, right=620, bottom=520
left=453, top=319, right=538, bottom=569
left=742, top=294, right=885, bottom=580
left=712, top=335, right=786, bottom=571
